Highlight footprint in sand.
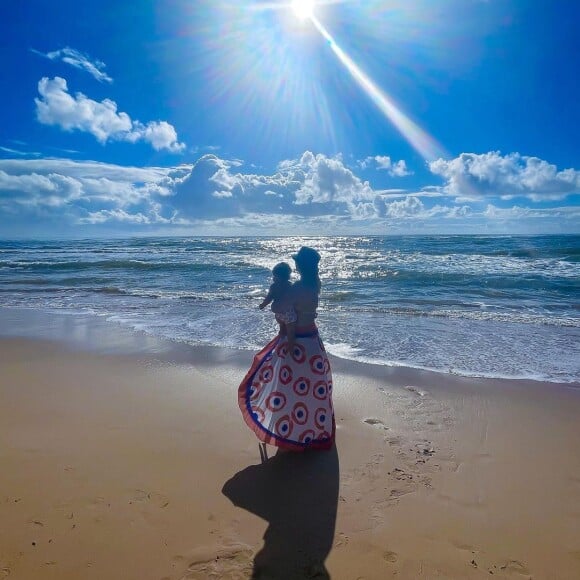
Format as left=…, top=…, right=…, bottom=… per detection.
left=130, top=489, right=170, bottom=508
left=383, top=550, right=398, bottom=563
left=363, top=418, right=388, bottom=430
left=404, top=386, right=428, bottom=397
left=389, top=488, right=411, bottom=500
left=179, top=544, right=253, bottom=580
left=452, top=541, right=478, bottom=553
left=334, top=532, right=350, bottom=548
left=415, top=442, right=436, bottom=457
left=497, top=560, right=530, bottom=576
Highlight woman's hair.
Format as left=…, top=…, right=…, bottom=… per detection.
left=293, top=246, right=322, bottom=293
left=297, top=262, right=321, bottom=293
left=272, top=262, right=292, bottom=281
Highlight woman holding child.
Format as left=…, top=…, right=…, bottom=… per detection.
left=238, top=247, right=335, bottom=452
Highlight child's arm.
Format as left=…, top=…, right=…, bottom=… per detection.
left=259, top=288, right=274, bottom=310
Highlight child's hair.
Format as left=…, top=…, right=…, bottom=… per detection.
left=272, top=262, right=292, bottom=281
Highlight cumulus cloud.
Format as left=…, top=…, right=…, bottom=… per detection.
left=0, top=158, right=189, bottom=223
left=1, top=152, right=578, bottom=232
left=165, top=152, right=376, bottom=220
left=430, top=152, right=580, bottom=200
left=32, top=47, right=113, bottom=83
left=378, top=197, right=471, bottom=220
left=129, top=121, right=185, bottom=153
left=293, top=152, right=376, bottom=216
left=383, top=196, right=424, bottom=218
left=359, top=155, right=413, bottom=177
left=35, top=77, right=185, bottom=152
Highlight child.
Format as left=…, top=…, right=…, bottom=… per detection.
left=259, top=262, right=296, bottom=340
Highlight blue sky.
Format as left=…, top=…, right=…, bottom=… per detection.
left=1, top=0, right=579, bottom=236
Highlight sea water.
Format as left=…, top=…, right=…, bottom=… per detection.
left=1, top=235, right=578, bottom=383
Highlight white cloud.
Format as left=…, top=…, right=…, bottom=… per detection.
left=294, top=152, right=375, bottom=208
left=483, top=204, right=580, bottom=220
left=35, top=77, right=131, bottom=141
left=444, top=204, right=472, bottom=218
left=0, top=170, right=60, bottom=195
left=32, top=47, right=113, bottom=83
left=0, top=146, right=42, bottom=157
left=379, top=197, right=473, bottom=220
left=130, top=121, right=185, bottom=153
left=0, top=158, right=188, bottom=223
left=79, top=208, right=168, bottom=225
left=0, top=152, right=578, bottom=233
left=359, top=155, right=413, bottom=176
left=35, top=77, right=185, bottom=152
left=167, top=152, right=380, bottom=220
left=0, top=157, right=188, bottom=182
left=383, top=196, right=424, bottom=218
left=430, top=152, right=580, bottom=200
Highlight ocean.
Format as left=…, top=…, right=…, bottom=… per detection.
left=1, top=235, right=578, bottom=384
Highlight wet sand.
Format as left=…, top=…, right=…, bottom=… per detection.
left=1, top=321, right=579, bottom=579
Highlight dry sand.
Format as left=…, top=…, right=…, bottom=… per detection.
left=1, top=334, right=579, bottom=579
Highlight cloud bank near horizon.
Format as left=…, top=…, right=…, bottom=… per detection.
left=0, top=151, right=578, bottom=234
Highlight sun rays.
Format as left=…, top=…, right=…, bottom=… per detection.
left=283, top=0, right=446, bottom=161
left=309, top=14, right=446, bottom=162
left=186, top=0, right=446, bottom=162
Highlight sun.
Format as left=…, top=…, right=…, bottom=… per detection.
left=292, top=0, right=314, bottom=20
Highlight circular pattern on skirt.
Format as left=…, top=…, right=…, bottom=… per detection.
left=249, top=382, right=262, bottom=401
left=309, top=355, right=326, bottom=375
left=259, top=364, right=274, bottom=383
left=293, top=376, right=311, bottom=396
left=275, top=342, right=288, bottom=359
left=279, top=364, right=293, bottom=385
left=315, top=407, right=328, bottom=429
left=275, top=415, right=294, bottom=438
left=313, top=380, right=328, bottom=400
left=251, top=406, right=265, bottom=423
left=299, top=429, right=316, bottom=444
left=265, top=391, right=287, bottom=411
left=292, top=402, right=309, bottom=425
left=291, top=343, right=306, bottom=364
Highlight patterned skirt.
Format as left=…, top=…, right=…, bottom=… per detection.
left=238, top=326, right=335, bottom=451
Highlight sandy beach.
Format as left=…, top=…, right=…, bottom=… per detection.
left=1, top=317, right=580, bottom=579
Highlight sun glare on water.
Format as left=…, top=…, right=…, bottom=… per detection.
left=292, top=0, right=314, bottom=20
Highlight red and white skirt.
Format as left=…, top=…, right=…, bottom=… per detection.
left=238, top=326, right=335, bottom=451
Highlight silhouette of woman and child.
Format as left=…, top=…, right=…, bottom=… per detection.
left=240, top=246, right=335, bottom=453
left=223, top=247, right=339, bottom=579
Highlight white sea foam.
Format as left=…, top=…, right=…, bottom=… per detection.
left=1, top=235, right=578, bottom=383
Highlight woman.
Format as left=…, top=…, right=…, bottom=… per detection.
left=238, top=246, right=335, bottom=452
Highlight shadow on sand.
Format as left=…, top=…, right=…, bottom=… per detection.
left=222, top=445, right=340, bottom=579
